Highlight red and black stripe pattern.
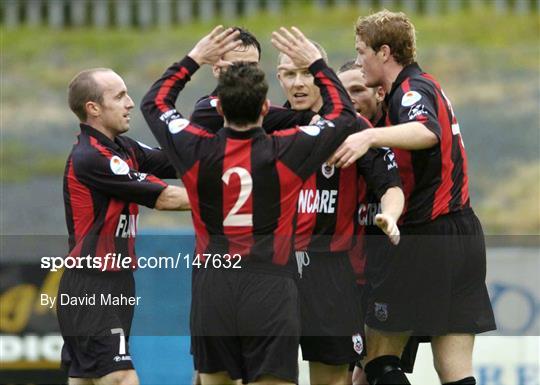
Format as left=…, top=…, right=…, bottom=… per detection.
left=141, top=56, right=356, bottom=273
left=385, top=63, right=470, bottom=225
left=295, top=116, right=400, bottom=253
left=190, top=93, right=316, bottom=133
left=63, top=124, right=172, bottom=271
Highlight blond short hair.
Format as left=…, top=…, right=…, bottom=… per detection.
left=355, top=9, right=416, bottom=66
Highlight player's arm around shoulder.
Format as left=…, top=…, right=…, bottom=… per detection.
left=328, top=80, right=440, bottom=168
left=155, top=185, right=190, bottom=211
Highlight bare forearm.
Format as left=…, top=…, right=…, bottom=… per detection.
left=155, top=186, right=191, bottom=211
left=365, top=122, right=439, bottom=150
left=380, top=187, right=404, bottom=223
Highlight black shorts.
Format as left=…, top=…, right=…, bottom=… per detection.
left=365, top=208, right=496, bottom=335
left=298, top=251, right=364, bottom=365
left=57, top=269, right=136, bottom=378
left=191, top=267, right=300, bottom=383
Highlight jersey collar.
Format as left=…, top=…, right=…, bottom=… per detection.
left=79, top=123, right=122, bottom=152
left=222, top=126, right=265, bottom=139
left=386, top=62, right=423, bottom=104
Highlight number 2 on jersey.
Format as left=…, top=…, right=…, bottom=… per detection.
left=222, top=167, right=253, bottom=227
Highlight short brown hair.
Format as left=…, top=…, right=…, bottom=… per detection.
left=355, top=10, right=416, bottom=66
left=68, top=68, right=112, bottom=121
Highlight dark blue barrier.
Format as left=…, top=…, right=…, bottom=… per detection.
left=131, top=230, right=195, bottom=384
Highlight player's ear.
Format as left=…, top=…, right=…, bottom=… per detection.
left=211, top=64, right=220, bottom=79
left=378, top=44, right=391, bottom=63
left=261, top=99, right=270, bottom=117
left=216, top=99, right=224, bottom=117
left=375, top=86, right=385, bottom=103
left=85, top=101, right=100, bottom=118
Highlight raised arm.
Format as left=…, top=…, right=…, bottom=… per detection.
left=271, top=27, right=357, bottom=179
left=140, top=26, right=241, bottom=177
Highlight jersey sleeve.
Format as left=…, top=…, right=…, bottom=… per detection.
left=274, top=59, right=357, bottom=180
left=72, top=149, right=167, bottom=208
left=357, top=147, right=401, bottom=201
left=392, top=78, right=441, bottom=140
left=122, top=137, right=178, bottom=179
left=262, top=105, right=316, bottom=133
left=141, top=55, right=217, bottom=178
left=189, top=96, right=224, bottom=133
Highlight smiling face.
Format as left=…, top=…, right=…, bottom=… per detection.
left=355, top=36, right=384, bottom=88
left=338, top=67, right=382, bottom=121
left=91, top=71, right=134, bottom=137
left=277, top=54, right=322, bottom=112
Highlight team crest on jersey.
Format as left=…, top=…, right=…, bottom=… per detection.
left=168, top=118, right=190, bottom=134
left=321, top=162, right=335, bottom=178
left=401, top=90, right=422, bottom=107
left=209, top=98, right=218, bottom=108
left=110, top=156, right=129, bottom=175
left=352, top=333, right=364, bottom=355
left=374, top=302, right=389, bottom=322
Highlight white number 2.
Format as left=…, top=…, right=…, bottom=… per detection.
left=111, top=328, right=126, bottom=355
left=222, top=167, right=253, bottom=226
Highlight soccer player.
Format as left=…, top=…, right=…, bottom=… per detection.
left=329, top=10, right=496, bottom=385
left=59, top=68, right=190, bottom=385
left=337, top=61, right=385, bottom=125
left=277, top=46, right=403, bottom=384
left=190, top=27, right=316, bottom=132
left=338, top=61, right=423, bottom=385
left=141, top=26, right=357, bottom=384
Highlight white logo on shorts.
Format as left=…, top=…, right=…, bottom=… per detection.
left=374, top=302, right=389, bottom=322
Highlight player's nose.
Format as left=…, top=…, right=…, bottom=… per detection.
left=292, top=74, right=304, bottom=87
left=126, top=95, right=135, bottom=110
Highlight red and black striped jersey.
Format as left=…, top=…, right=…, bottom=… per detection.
left=385, top=63, right=470, bottom=225
left=141, top=56, right=356, bottom=274
left=295, top=115, right=401, bottom=253
left=347, top=145, right=400, bottom=285
left=190, top=91, right=316, bottom=133
left=63, top=124, right=174, bottom=271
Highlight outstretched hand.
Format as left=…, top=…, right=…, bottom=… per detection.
left=328, top=131, right=372, bottom=168
left=188, top=26, right=242, bottom=66
left=271, top=26, right=322, bottom=68
left=374, top=213, right=400, bottom=245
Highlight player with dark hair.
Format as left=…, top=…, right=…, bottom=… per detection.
left=276, top=44, right=403, bottom=384
left=141, top=26, right=357, bottom=384
left=329, top=10, right=496, bottom=385
left=337, top=61, right=385, bottom=125
left=59, top=68, right=189, bottom=385
left=190, top=26, right=316, bottom=132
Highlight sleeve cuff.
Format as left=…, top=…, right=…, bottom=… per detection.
left=308, top=58, right=327, bottom=74
left=181, top=55, right=201, bottom=75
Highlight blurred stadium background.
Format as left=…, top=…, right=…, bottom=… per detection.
left=1, top=0, right=539, bottom=384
